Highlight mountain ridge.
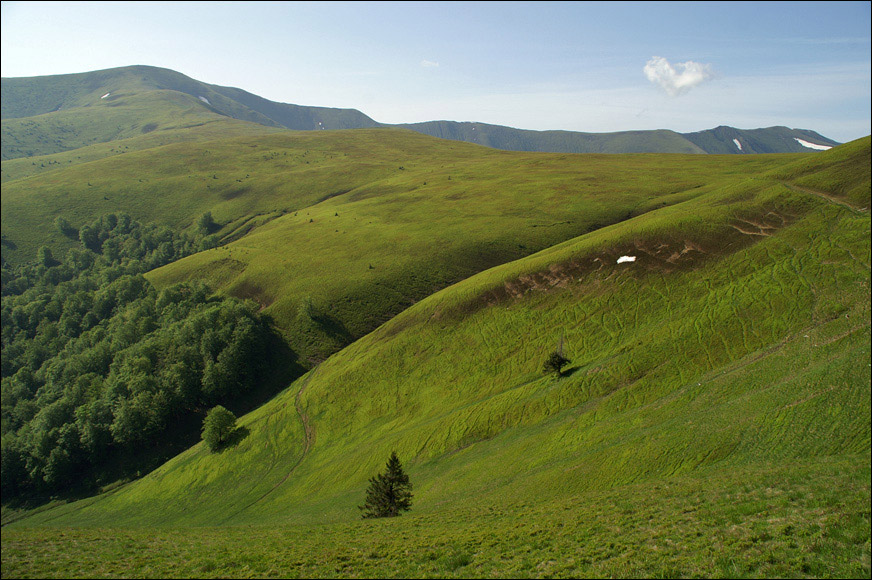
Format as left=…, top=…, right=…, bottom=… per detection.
left=1, top=64, right=841, bottom=160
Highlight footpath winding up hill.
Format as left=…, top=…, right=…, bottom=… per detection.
left=0, top=66, right=869, bottom=579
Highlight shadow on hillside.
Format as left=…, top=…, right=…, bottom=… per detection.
left=560, top=366, right=582, bottom=378
left=219, top=426, right=251, bottom=451
left=311, top=311, right=354, bottom=344
left=230, top=324, right=308, bottom=415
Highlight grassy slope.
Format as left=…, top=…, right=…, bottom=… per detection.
left=0, top=63, right=287, bottom=161
left=3, top=127, right=798, bottom=361
left=0, top=96, right=283, bottom=183
left=2, top=456, right=867, bottom=578
left=1, top=64, right=378, bottom=162
left=2, top=127, right=433, bottom=264
left=1, top=66, right=163, bottom=120
left=142, top=146, right=798, bottom=356
left=0, top=126, right=723, bottom=262
left=1, top=89, right=250, bottom=160
left=6, top=141, right=868, bottom=579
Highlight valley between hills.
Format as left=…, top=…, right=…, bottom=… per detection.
left=1, top=65, right=869, bottom=579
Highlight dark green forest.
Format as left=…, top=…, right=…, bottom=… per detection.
left=1, top=214, right=281, bottom=501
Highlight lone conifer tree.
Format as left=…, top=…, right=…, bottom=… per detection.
left=359, top=451, right=413, bottom=518
left=543, top=334, right=571, bottom=377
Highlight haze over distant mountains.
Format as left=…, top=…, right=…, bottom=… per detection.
left=1, top=64, right=840, bottom=160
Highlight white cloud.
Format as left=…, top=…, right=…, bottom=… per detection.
left=353, top=62, right=869, bottom=143
left=644, top=56, right=713, bottom=97
left=420, top=59, right=439, bottom=68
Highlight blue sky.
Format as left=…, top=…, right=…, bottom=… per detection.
left=2, top=1, right=870, bottom=142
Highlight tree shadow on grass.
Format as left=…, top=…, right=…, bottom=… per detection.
left=230, top=325, right=307, bottom=415
left=311, top=311, right=354, bottom=344
left=560, top=366, right=582, bottom=378
left=218, top=426, right=251, bottom=452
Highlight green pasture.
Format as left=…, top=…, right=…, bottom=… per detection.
left=2, top=125, right=792, bottom=267
left=1, top=110, right=281, bottom=184
left=4, top=126, right=819, bottom=362
left=1, top=118, right=868, bottom=577
left=9, top=138, right=868, bottom=531
left=143, top=138, right=814, bottom=356
left=2, top=454, right=868, bottom=578
left=0, top=90, right=263, bottom=162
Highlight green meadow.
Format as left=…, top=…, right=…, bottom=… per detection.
left=2, top=125, right=869, bottom=578
left=2, top=455, right=868, bottom=579
left=3, top=123, right=831, bottom=363
left=1, top=64, right=869, bottom=577
left=0, top=95, right=283, bottom=183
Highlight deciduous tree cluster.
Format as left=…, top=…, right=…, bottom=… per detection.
left=1, top=213, right=271, bottom=500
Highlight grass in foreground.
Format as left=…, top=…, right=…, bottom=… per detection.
left=1, top=454, right=868, bottom=579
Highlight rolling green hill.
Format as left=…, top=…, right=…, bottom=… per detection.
left=3, top=137, right=868, bottom=578
left=1, top=65, right=378, bottom=160
left=0, top=88, right=285, bottom=162
left=682, top=125, right=841, bottom=154
left=1, top=127, right=816, bottom=362
left=390, top=121, right=708, bottom=154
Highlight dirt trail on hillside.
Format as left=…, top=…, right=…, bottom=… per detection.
left=221, top=367, right=318, bottom=522
left=781, top=182, right=868, bottom=214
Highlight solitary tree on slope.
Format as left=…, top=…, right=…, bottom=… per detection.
left=202, top=405, right=237, bottom=452
left=543, top=334, right=571, bottom=377
left=359, top=451, right=413, bottom=518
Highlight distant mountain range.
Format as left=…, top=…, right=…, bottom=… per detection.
left=1, top=65, right=840, bottom=160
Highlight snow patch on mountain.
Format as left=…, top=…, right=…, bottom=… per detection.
left=795, top=138, right=831, bottom=151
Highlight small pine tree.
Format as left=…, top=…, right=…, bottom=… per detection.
left=543, top=334, right=570, bottom=377
left=359, top=452, right=413, bottom=518
left=201, top=405, right=237, bottom=452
